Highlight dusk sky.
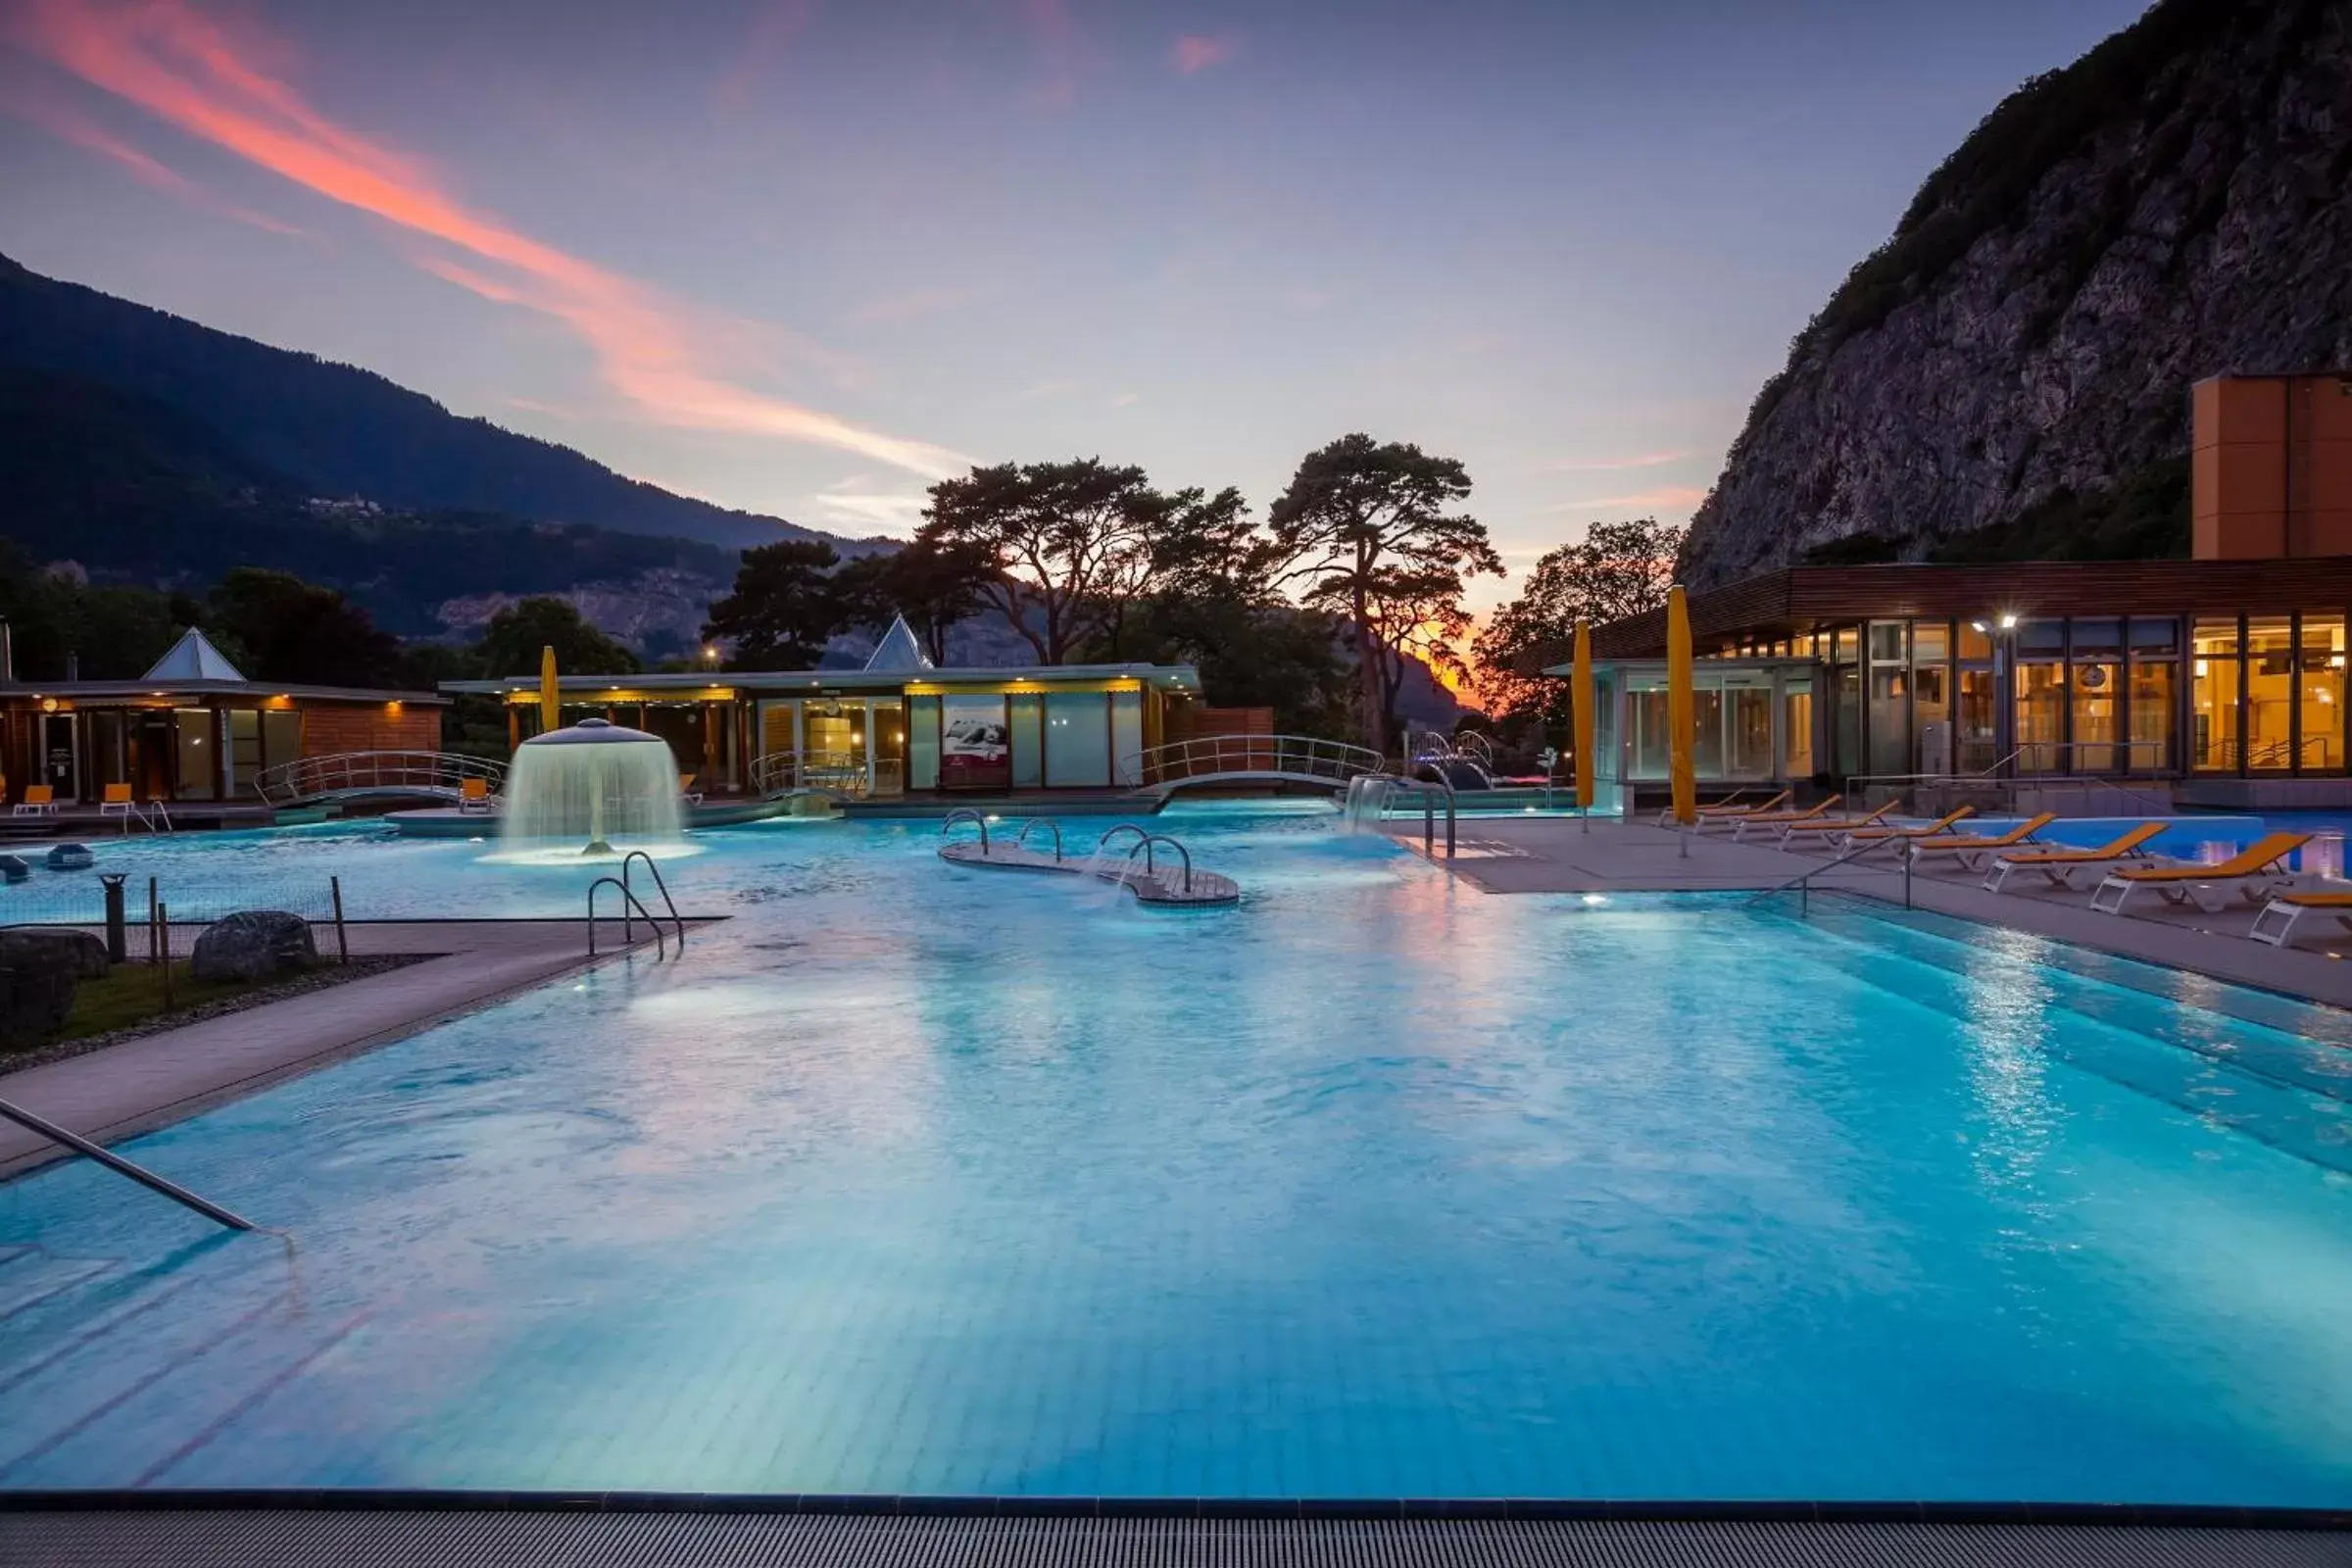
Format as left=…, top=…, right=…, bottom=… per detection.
left=0, top=0, right=2148, bottom=607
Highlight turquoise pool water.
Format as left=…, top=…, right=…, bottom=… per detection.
left=2, top=806, right=2350, bottom=1504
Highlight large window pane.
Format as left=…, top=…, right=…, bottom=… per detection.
left=1957, top=669, right=1999, bottom=773
left=1867, top=620, right=1906, bottom=664
left=2014, top=664, right=2065, bottom=773
left=1957, top=621, right=1993, bottom=662
left=1110, top=690, right=1145, bottom=786
left=1006, top=694, right=1043, bottom=787
left=1729, top=683, right=1774, bottom=777
left=1044, top=691, right=1109, bottom=787
left=1912, top=621, right=1949, bottom=664
left=2070, top=662, right=2120, bottom=772
left=1833, top=666, right=1861, bottom=780
left=173, top=709, right=217, bottom=800
left=2130, top=616, right=2180, bottom=656
left=1782, top=683, right=1814, bottom=778
left=1867, top=664, right=1909, bottom=776
left=1594, top=672, right=1620, bottom=782
left=227, top=710, right=262, bottom=799
left=2191, top=657, right=2239, bottom=772
left=1691, top=684, right=1725, bottom=779
left=907, top=696, right=940, bottom=790
left=2130, top=659, right=2174, bottom=773
left=2246, top=617, right=2294, bottom=771
left=1630, top=682, right=1668, bottom=779
left=2299, top=614, right=2345, bottom=772
left=260, top=710, right=300, bottom=777
left=1913, top=662, right=1950, bottom=772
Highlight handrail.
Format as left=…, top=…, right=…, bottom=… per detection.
left=941, top=808, right=991, bottom=853
left=749, top=749, right=870, bottom=801
left=1120, top=834, right=1194, bottom=893
left=618, top=850, right=687, bottom=952
left=1747, top=834, right=1909, bottom=915
left=256, top=751, right=507, bottom=807
left=586, top=876, right=667, bottom=959
left=0, top=1097, right=254, bottom=1231
left=1095, top=823, right=1152, bottom=860
left=1120, top=733, right=1388, bottom=792
left=1383, top=777, right=1457, bottom=858
left=1014, top=817, right=1063, bottom=862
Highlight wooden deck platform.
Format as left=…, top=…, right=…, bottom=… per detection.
left=938, top=840, right=1240, bottom=906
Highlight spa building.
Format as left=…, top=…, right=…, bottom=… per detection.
left=1560, top=372, right=2352, bottom=807
left=442, top=618, right=1203, bottom=799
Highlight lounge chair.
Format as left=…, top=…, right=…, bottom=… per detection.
left=1775, top=801, right=1895, bottom=848
left=457, top=776, right=494, bottom=813
left=12, top=785, right=56, bottom=816
left=2088, top=832, right=2313, bottom=915
left=679, top=772, right=706, bottom=806
left=1837, top=806, right=1975, bottom=852
left=1982, top=822, right=2167, bottom=893
left=1899, top=812, right=2056, bottom=871
left=1660, top=789, right=1789, bottom=830
left=97, top=782, right=135, bottom=818
left=2249, top=889, right=2352, bottom=949
left=1731, top=795, right=1842, bottom=843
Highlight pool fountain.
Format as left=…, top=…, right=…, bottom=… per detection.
left=500, top=717, right=683, bottom=856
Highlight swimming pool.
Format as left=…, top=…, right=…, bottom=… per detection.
left=2, top=806, right=2349, bottom=1505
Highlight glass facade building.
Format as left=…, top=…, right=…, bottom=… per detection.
left=1551, top=561, right=2352, bottom=791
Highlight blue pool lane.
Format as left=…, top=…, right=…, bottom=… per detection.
left=0, top=805, right=2349, bottom=1504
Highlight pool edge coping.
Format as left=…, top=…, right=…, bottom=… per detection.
left=0, top=1490, right=2344, bottom=1531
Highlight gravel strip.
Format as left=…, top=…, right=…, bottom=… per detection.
left=1, top=954, right=438, bottom=1074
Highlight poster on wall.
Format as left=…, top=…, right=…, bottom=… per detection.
left=939, top=694, right=1011, bottom=789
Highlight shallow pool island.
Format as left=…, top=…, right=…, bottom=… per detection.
left=0, top=805, right=2347, bottom=1529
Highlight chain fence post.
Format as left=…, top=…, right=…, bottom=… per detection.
left=330, top=875, right=349, bottom=965
left=158, top=901, right=172, bottom=1011
left=99, top=873, right=128, bottom=964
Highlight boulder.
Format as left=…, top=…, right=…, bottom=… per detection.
left=45, top=844, right=95, bottom=871
left=0, top=927, right=110, bottom=980
left=0, top=945, right=82, bottom=1050
left=0, top=856, right=28, bottom=885
left=190, top=910, right=318, bottom=984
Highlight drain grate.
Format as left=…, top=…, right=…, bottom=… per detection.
left=3, top=1512, right=2347, bottom=1568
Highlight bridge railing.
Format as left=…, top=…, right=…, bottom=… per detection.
left=256, top=751, right=507, bottom=807
left=749, top=750, right=873, bottom=801
left=1121, top=734, right=1388, bottom=792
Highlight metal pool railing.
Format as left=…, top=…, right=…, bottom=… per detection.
left=256, top=751, right=506, bottom=807
left=0, top=1097, right=255, bottom=1231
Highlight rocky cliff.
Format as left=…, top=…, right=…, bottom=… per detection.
left=1681, top=0, right=2352, bottom=588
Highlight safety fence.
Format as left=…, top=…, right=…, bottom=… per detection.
left=0, top=871, right=353, bottom=963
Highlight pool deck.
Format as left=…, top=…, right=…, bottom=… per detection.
left=0, top=918, right=695, bottom=1178
left=1400, top=816, right=2352, bottom=1010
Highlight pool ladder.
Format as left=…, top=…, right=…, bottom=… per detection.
left=585, top=851, right=687, bottom=958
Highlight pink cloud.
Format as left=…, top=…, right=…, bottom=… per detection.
left=10, top=0, right=967, bottom=480
left=1546, top=450, right=1691, bottom=472
left=1172, top=33, right=1237, bottom=75
left=1547, top=486, right=1708, bottom=513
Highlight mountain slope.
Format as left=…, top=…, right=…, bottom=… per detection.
left=1681, top=0, right=2352, bottom=587
left=0, top=252, right=851, bottom=551
left=0, top=364, right=743, bottom=644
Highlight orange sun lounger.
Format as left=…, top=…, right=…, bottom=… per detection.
left=1730, top=795, right=1840, bottom=843
left=2089, top=832, right=2312, bottom=916
left=1982, top=822, right=2167, bottom=893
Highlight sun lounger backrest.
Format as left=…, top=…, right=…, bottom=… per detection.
left=2087, top=821, right=2166, bottom=858
left=2204, top=832, right=2313, bottom=876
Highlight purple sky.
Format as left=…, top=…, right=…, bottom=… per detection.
left=0, top=0, right=2148, bottom=606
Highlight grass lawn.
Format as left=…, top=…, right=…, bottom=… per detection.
left=57, top=961, right=296, bottom=1041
